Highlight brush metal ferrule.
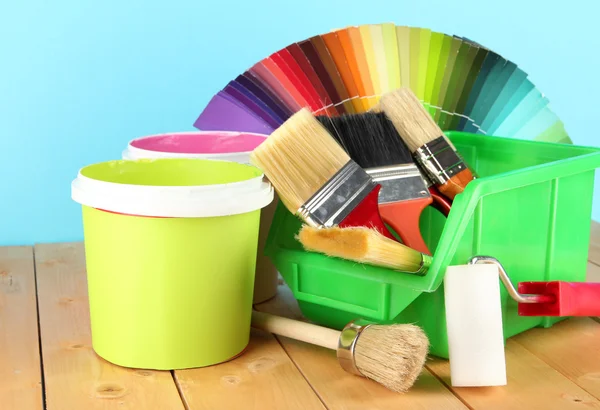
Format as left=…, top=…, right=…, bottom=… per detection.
left=298, top=160, right=376, bottom=228
left=414, top=136, right=467, bottom=186
left=336, top=319, right=372, bottom=376
left=413, top=254, right=433, bottom=275
left=366, top=164, right=430, bottom=204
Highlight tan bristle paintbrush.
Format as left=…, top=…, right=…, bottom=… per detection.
left=297, top=225, right=432, bottom=275
left=251, top=310, right=429, bottom=393
left=379, top=87, right=476, bottom=199
left=250, top=107, right=397, bottom=241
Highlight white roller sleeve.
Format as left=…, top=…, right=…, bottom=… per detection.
left=444, top=264, right=507, bottom=387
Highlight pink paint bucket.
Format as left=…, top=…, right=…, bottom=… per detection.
left=123, top=131, right=279, bottom=303
left=123, top=131, right=269, bottom=164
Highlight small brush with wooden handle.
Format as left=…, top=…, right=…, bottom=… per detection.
left=251, top=310, right=429, bottom=393
left=379, top=87, right=476, bottom=200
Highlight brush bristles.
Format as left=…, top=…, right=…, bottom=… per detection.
left=250, top=108, right=350, bottom=213
left=316, top=112, right=413, bottom=168
left=379, top=87, right=447, bottom=152
left=369, top=101, right=382, bottom=113
left=296, top=225, right=425, bottom=272
left=355, top=324, right=429, bottom=393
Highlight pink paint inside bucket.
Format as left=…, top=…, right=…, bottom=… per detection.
left=129, top=131, right=267, bottom=155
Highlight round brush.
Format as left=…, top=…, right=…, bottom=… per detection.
left=251, top=310, right=430, bottom=393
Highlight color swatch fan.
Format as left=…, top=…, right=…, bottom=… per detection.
left=194, top=24, right=570, bottom=144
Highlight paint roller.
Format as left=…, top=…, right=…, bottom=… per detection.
left=445, top=255, right=600, bottom=387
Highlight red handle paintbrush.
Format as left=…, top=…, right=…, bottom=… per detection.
left=250, top=108, right=397, bottom=241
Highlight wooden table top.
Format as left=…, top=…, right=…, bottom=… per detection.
left=2, top=222, right=600, bottom=409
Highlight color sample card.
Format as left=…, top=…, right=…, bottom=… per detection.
left=194, top=24, right=570, bottom=145
left=322, top=32, right=363, bottom=112
left=428, top=34, right=453, bottom=119
left=424, top=31, right=445, bottom=111
left=347, top=26, right=377, bottom=108
left=409, top=26, right=421, bottom=95
left=396, top=26, right=411, bottom=92
left=359, top=25, right=381, bottom=100
left=381, top=22, right=401, bottom=91
left=369, top=24, right=390, bottom=95
left=417, top=28, right=432, bottom=101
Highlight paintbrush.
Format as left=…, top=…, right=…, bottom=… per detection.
left=379, top=87, right=476, bottom=199
left=251, top=310, right=429, bottom=393
left=297, top=225, right=432, bottom=275
left=249, top=107, right=397, bottom=241
left=317, top=112, right=450, bottom=254
left=370, top=103, right=454, bottom=217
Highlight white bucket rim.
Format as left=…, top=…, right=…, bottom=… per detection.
left=71, top=158, right=274, bottom=218
left=123, top=130, right=269, bottom=163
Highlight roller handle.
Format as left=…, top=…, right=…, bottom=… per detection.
left=518, top=281, right=600, bottom=317
left=251, top=310, right=340, bottom=350
left=379, top=197, right=432, bottom=255
left=339, top=185, right=398, bottom=241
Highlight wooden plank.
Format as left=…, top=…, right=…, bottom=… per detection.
left=274, top=336, right=468, bottom=410
left=427, top=339, right=600, bottom=409
left=256, top=282, right=467, bottom=410
left=514, top=318, right=600, bottom=400
left=589, top=220, right=600, bottom=266
left=588, top=261, right=600, bottom=283
left=174, top=329, right=325, bottom=410
left=0, top=246, right=43, bottom=410
left=34, top=243, right=184, bottom=410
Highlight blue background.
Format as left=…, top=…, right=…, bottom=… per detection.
left=1, top=0, right=598, bottom=245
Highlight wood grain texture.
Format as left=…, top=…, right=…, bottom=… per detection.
left=514, top=318, right=600, bottom=400
left=428, top=340, right=600, bottom=410
left=34, top=242, right=184, bottom=410
left=174, top=328, right=325, bottom=410
left=0, top=246, right=43, bottom=410
left=256, top=282, right=467, bottom=410
left=274, top=336, right=467, bottom=410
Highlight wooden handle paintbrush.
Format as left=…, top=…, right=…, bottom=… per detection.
left=251, top=310, right=429, bottom=393
left=250, top=107, right=397, bottom=241
left=379, top=87, right=476, bottom=200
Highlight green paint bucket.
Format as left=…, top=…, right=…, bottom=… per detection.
left=71, top=158, right=273, bottom=370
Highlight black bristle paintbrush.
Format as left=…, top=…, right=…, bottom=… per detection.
left=317, top=112, right=451, bottom=255
left=317, top=112, right=452, bottom=219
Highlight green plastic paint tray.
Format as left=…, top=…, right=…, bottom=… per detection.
left=264, top=131, right=600, bottom=358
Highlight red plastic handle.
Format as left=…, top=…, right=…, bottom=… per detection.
left=518, top=281, right=600, bottom=317
left=338, top=185, right=398, bottom=241
left=379, top=197, right=432, bottom=255
left=428, top=187, right=452, bottom=217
